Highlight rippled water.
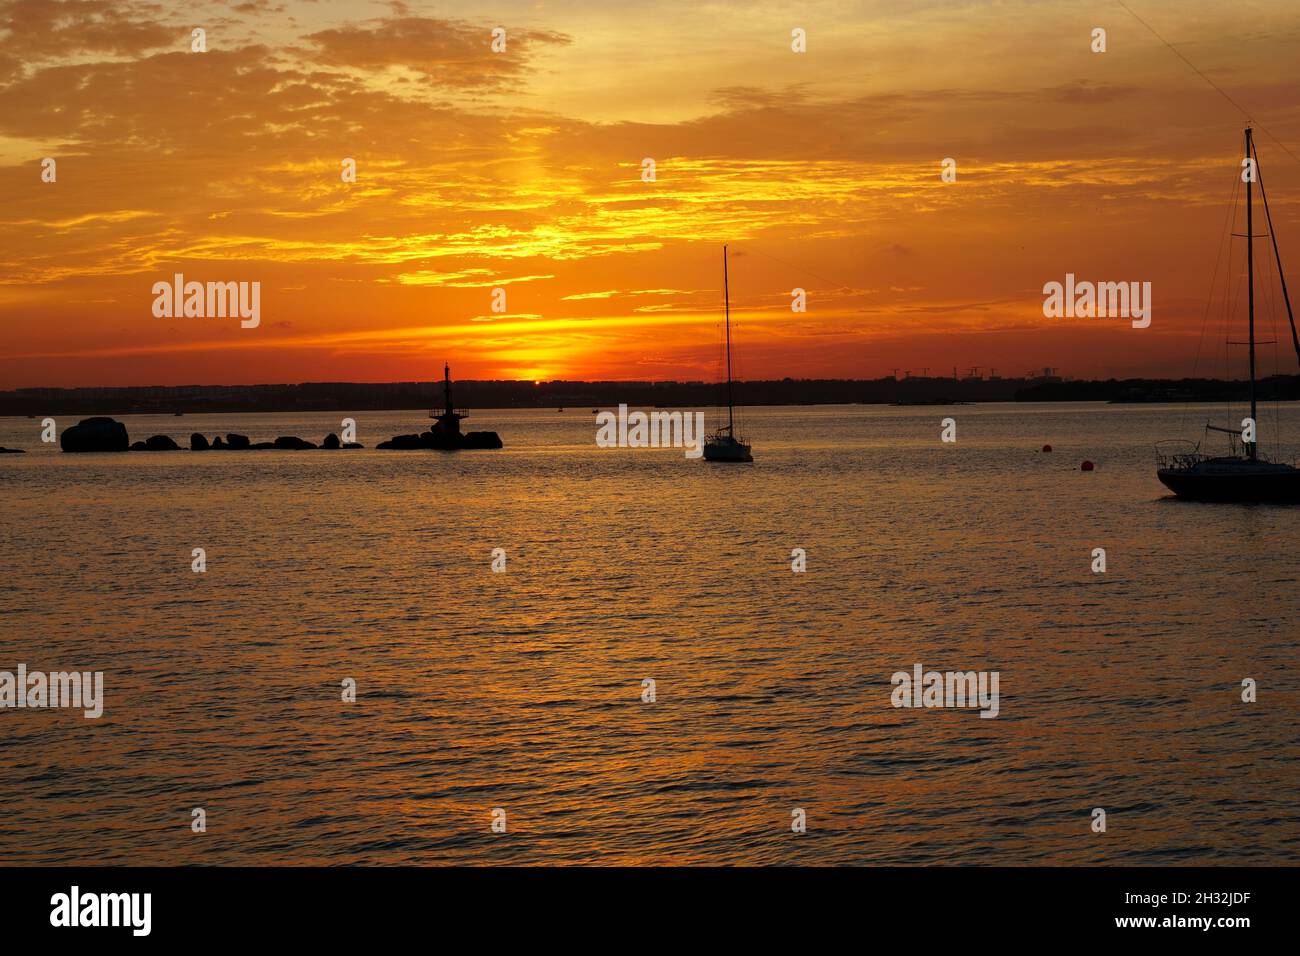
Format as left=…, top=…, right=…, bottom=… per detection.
left=1, top=402, right=1298, bottom=865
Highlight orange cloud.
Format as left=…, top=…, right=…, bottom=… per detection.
left=0, top=0, right=1297, bottom=388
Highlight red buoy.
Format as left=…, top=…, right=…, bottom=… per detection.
left=1080, top=460, right=1094, bottom=471
left=1042, top=444, right=1052, bottom=453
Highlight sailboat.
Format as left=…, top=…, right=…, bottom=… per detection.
left=1156, top=126, right=1300, bottom=502
left=703, top=245, right=753, bottom=463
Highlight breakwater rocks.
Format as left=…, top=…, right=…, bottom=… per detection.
left=0, top=447, right=24, bottom=454
left=60, top=417, right=130, bottom=452
left=188, top=432, right=363, bottom=450
left=188, top=431, right=364, bottom=450
left=52, top=417, right=505, bottom=453
left=57, top=418, right=364, bottom=452
left=131, top=435, right=180, bottom=451
left=377, top=429, right=503, bottom=450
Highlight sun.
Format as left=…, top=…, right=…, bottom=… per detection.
left=499, top=367, right=551, bottom=383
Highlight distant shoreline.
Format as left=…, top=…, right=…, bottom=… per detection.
left=3, top=374, right=1299, bottom=417
left=5, top=398, right=1300, bottom=420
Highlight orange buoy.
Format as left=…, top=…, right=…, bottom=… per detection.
left=1042, top=444, right=1052, bottom=452
left=1080, top=460, right=1094, bottom=471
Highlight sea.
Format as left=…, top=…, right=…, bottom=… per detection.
left=1, top=402, right=1297, bottom=864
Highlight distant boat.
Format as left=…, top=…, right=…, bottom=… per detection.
left=703, top=245, right=753, bottom=463
left=1157, top=126, right=1300, bottom=502
left=558, top=407, right=564, bottom=412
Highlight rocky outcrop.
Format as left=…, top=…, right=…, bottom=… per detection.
left=131, top=435, right=180, bottom=451
left=377, top=433, right=422, bottom=450
left=463, top=431, right=504, bottom=449
left=273, top=436, right=316, bottom=450
left=0, top=447, right=25, bottom=454
left=53, top=422, right=366, bottom=453
left=378, top=428, right=502, bottom=450
left=60, top=417, right=129, bottom=453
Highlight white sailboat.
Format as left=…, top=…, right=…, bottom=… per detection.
left=1156, top=126, right=1300, bottom=502
left=703, top=245, right=753, bottom=463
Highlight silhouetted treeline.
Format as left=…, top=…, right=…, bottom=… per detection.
left=1015, top=375, right=1300, bottom=403
left=3, top=374, right=1298, bottom=416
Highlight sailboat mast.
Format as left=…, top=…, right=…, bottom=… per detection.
left=1246, top=126, right=1258, bottom=459
left=724, top=245, right=734, bottom=434
left=1252, top=136, right=1300, bottom=366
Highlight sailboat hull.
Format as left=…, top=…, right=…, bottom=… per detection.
left=703, top=436, right=752, bottom=462
left=1158, top=461, right=1300, bottom=502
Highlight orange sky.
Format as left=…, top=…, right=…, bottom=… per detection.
left=1, top=0, right=1299, bottom=388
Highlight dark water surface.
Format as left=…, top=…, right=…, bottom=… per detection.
left=1, top=402, right=1297, bottom=864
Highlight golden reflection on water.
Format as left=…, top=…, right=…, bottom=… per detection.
left=0, top=404, right=1297, bottom=864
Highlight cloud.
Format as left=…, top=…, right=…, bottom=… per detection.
left=1052, top=80, right=1138, bottom=105
left=1, top=0, right=1298, bottom=387
left=301, top=16, right=570, bottom=89
left=0, top=0, right=177, bottom=60
left=562, top=288, right=705, bottom=300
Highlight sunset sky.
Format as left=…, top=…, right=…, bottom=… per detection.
left=2, top=0, right=1299, bottom=388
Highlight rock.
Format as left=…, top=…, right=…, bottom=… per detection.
left=321, top=433, right=341, bottom=449
left=378, top=428, right=502, bottom=450
left=342, top=442, right=363, bottom=449
left=251, top=441, right=277, bottom=449
left=377, top=433, right=423, bottom=450
left=191, top=433, right=210, bottom=451
left=226, top=433, right=250, bottom=449
left=60, top=417, right=129, bottom=453
left=131, top=435, right=180, bottom=451
left=463, top=431, right=504, bottom=449
left=273, top=436, right=316, bottom=450
left=211, top=436, right=226, bottom=449
left=0, top=447, right=25, bottom=454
